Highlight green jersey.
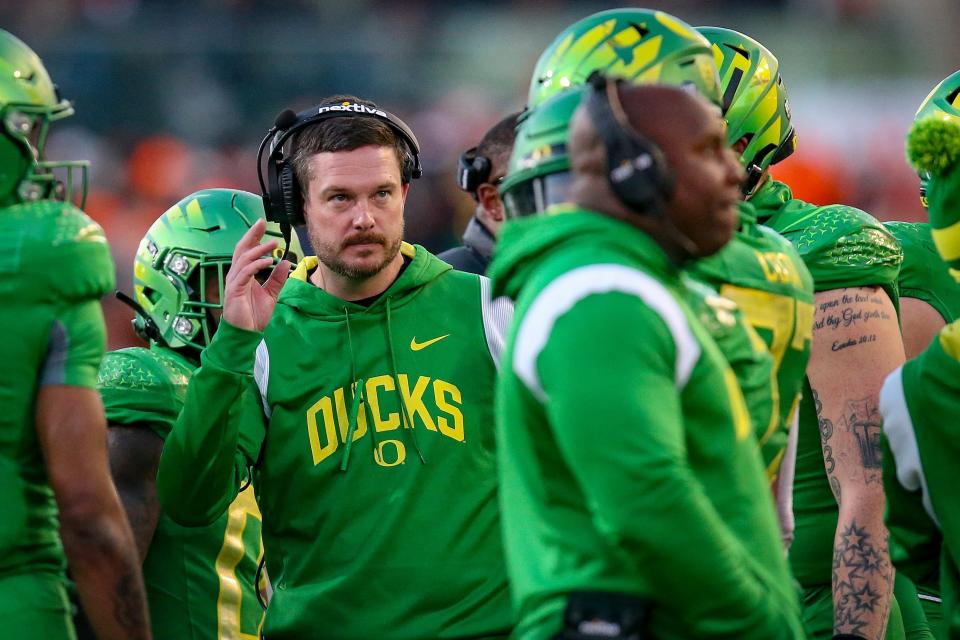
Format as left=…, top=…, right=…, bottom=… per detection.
left=690, top=201, right=815, bottom=481
left=156, top=244, right=513, bottom=639
left=489, top=209, right=805, bottom=640
left=0, top=200, right=113, bottom=636
left=752, top=178, right=904, bottom=635
left=886, top=221, right=960, bottom=324
left=884, top=221, right=960, bottom=635
left=683, top=278, right=778, bottom=477
left=882, top=321, right=960, bottom=640
left=97, top=345, right=265, bottom=640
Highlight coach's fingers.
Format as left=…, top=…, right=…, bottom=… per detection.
left=225, top=240, right=280, bottom=286
left=262, top=259, right=292, bottom=297
left=226, top=257, right=275, bottom=294
left=231, top=218, right=267, bottom=264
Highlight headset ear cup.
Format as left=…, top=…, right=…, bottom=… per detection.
left=585, top=77, right=672, bottom=215
left=608, top=140, right=673, bottom=212
left=278, top=163, right=304, bottom=226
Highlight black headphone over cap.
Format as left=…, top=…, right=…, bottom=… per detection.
left=457, top=146, right=491, bottom=198
left=583, top=72, right=673, bottom=215
left=257, top=99, right=423, bottom=228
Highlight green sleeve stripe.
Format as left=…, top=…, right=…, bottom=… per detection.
left=880, top=366, right=939, bottom=526
left=513, top=263, right=700, bottom=401
left=39, top=320, right=68, bottom=386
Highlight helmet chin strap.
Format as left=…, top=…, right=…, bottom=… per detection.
left=741, top=165, right=763, bottom=196
left=115, top=290, right=164, bottom=344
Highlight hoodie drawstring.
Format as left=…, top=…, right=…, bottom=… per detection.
left=340, top=307, right=369, bottom=471
left=386, top=297, right=426, bottom=464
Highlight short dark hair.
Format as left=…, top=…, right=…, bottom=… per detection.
left=477, top=111, right=522, bottom=174
left=289, top=94, right=414, bottom=195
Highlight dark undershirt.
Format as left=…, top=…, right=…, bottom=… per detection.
left=307, top=255, right=411, bottom=307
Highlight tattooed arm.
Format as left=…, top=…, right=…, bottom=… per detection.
left=37, top=386, right=151, bottom=640
left=108, top=426, right=164, bottom=563
left=808, top=286, right=904, bottom=640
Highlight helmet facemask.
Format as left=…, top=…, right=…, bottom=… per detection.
left=1, top=99, right=88, bottom=207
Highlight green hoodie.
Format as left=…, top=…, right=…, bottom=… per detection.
left=157, top=243, right=513, bottom=639
left=882, top=321, right=960, bottom=640
left=489, top=207, right=805, bottom=640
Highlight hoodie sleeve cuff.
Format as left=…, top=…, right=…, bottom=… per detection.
left=202, top=319, right=264, bottom=375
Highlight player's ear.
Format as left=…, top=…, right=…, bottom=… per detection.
left=477, top=183, right=504, bottom=222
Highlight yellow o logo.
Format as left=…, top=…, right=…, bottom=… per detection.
left=374, top=440, right=406, bottom=467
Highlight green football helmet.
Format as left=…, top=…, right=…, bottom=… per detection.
left=501, top=87, right=585, bottom=218
left=528, top=8, right=721, bottom=110
left=913, top=69, right=960, bottom=205
left=132, top=189, right=302, bottom=353
left=697, top=27, right=796, bottom=194
left=0, top=30, right=87, bottom=208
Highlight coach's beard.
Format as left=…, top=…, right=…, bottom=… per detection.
left=314, top=231, right=403, bottom=280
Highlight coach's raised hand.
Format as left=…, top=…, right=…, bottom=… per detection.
left=223, top=218, right=290, bottom=331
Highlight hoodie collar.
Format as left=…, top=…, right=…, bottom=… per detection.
left=281, top=242, right=451, bottom=317
left=489, top=206, right=677, bottom=302
left=461, top=215, right=496, bottom=261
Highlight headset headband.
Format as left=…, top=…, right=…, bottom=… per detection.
left=256, top=98, right=423, bottom=234
left=268, top=102, right=422, bottom=177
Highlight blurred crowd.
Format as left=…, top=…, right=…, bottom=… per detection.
left=5, top=0, right=951, bottom=349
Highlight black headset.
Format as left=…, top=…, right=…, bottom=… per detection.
left=457, top=146, right=491, bottom=198
left=583, top=72, right=673, bottom=214
left=257, top=99, right=423, bottom=228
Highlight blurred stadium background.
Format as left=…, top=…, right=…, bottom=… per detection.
left=4, top=0, right=958, bottom=348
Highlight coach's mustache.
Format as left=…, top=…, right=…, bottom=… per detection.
left=342, top=232, right=387, bottom=248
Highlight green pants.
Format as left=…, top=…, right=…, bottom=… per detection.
left=0, top=572, right=75, bottom=640
left=894, top=572, right=937, bottom=639
left=801, top=584, right=906, bottom=639
left=916, top=590, right=942, bottom=639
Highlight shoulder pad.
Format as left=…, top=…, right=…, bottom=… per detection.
left=779, top=204, right=902, bottom=292
left=98, top=347, right=193, bottom=432
left=98, top=347, right=193, bottom=395
left=16, top=201, right=115, bottom=300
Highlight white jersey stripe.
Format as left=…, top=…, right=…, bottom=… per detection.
left=254, top=339, right=271, bottom=419
left=480, top=275, right=513, bottom=370
left=880, top=366, right=938, bottom=526
left=513, top=263, right=700, bottom=402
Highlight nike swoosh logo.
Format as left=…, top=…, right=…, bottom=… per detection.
left=410, top=334, right=450, bottom=351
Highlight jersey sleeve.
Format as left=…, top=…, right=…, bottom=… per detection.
left=157, top=320, right=267, bottom=527
left=787, top=205, right=902, bottom=294
left=98, top=349, right=182, bottom=440
left=43, top=204, right=116, bottom=302
left=886, top=221, right=960, bottom=323
left=39, top=298, right=107, bottom=389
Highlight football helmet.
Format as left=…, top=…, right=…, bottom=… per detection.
left=698, top=27, right=796, bottom=194
left=0, top=30, right=87, bottom=207
left=528, top=9, right=720, bottom=110
left=913, top=69, right=960, bottom=204
left=132, top=189, right=302, bottom=352
left=500, top=87, right=585, bottom=218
